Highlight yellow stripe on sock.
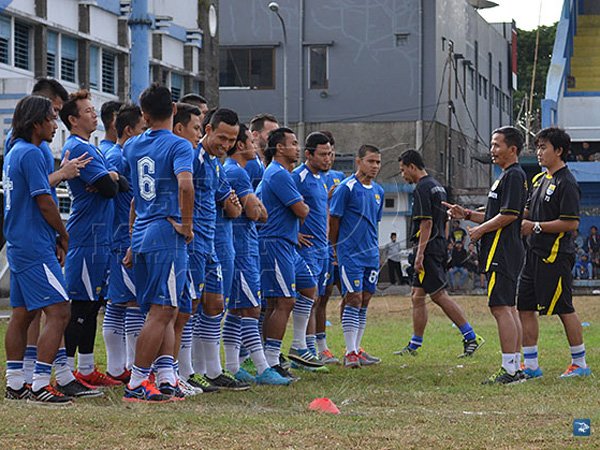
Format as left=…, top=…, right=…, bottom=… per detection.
left=546, top=276, right=563, bottom=316
left=487, top=272, right=496, bottom=298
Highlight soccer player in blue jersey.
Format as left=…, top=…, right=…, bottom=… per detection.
left=99, top=100, right=123, bottom=154
left=59, top=90, right=126, bottom=388
left=122, top=84, right=194, bottom=402
left=103, top=104, right=146, bottom=384
left=260, top=127, right=321, bottom=378
left=330, top=144, right=384, bottom=368
left=4, top=95, right=72, bottom=404
left=187, top=107, right=247, bottom=391
left=292, top=132, right=332, bottom=370
left=247, top=113, right=279, bottom=189
left=316, top=130, right=345, bottom=364
left=179, top=94, right=209, bottom=135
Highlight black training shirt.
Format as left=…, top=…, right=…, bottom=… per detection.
left=410, top=175, right=447, bottom=256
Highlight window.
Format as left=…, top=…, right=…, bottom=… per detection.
left=219, top=47, right=274, bottom=89
left=171, top=72, right=183, bottom=101
left=468, top=67, right=474, bottom=90
left=309, top=45, right=328, bottom=89
left=13, top=21, right=30, bottom=70
left=47, top=31, right=58, bottom=77
left=89, top=45, right=99, bottom=89
left=61, top=35, right=78, bottom=83
left=0, top=16, right=10, bottom=64
left=101, top=50, right=116, bottom=94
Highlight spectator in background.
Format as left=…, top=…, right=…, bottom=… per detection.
left=573, top=229, right=584, bottom=254
left=448, top=241, right=468, bottom=291
left=383, top=232, right=406, bottom=285
left=449, top=219, right=468, bottom=244
left=587, top=226, right=600, bottom=278
left=574, top=253, right=593, bottom=280
left=465, top=242, right=485, bottom=289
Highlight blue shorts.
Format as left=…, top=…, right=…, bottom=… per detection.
left=107, top=248, right=136, bottom=305
left=229, top=255, right=261, bottom=310
left=10, top=259, right=69, bottom=311
left=326, top=259, right=341, bottom=287
left=259, top=239, right=316, bottom=298
left=134, top=249, right=190, bottom=314
left=301, top=252, right=329, bottom=297
left=65, top=246, right=110, bottom=301
left=220, top=257, right=235, bottom=304
left=338, top=259, right=379, bottom=296
left=188, top=251, right=223, bottom=296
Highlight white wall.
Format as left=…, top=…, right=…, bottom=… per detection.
left=90, top=6, right=120, bottom=46
left=47, top=0, right=79, bottom=32
left=558, top=96, right=600, bottom=141
left=161, top=35, right=184, bottom=68
left=9, top=0, right=35, bottom=16
left=150, top=0, right=198, bottom=30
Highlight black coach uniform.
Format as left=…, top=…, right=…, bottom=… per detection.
left=480, top=163, right=527, bottom=306
left=410, top=175, right=448, bottom=295
left=517, top=167, right=580, bottom=315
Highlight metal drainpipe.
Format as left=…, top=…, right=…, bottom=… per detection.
left=297, top=0, right=305, bottom=148
left=128, top=0, right=152, bottom=104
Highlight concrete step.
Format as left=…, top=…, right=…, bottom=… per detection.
left=574, top=35, right=600, bottom=46
left=578, top=15, right=600, bottom=26
left=576, top=27, right=600, bottom=36
left=570, top=77, right=600, bottom=90
left=571, top=56, right=600, bottom=66
left=571, top=66, right=600, bottom=77
left=572, top=46, right=600, bottom=57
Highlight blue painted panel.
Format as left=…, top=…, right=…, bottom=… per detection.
left=96, top=0, right=121, bottom=16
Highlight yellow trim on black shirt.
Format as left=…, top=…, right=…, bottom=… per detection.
left=543, top=232, right=564, bottom=264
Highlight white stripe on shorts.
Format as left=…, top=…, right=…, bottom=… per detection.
left=274, top=259, right=291, bottom=297
left=341, top=265, right=355, bottom=293
left=167, top=263, right=177, bottom=307
left=43, top=263, right=69, bottom=300
left=121, top=265, right=137, bottom=297
left=81, top=259, right=94, bottom=300
left=240, top=271, right=259, bottom=307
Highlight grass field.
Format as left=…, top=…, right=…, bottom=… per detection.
left=0, top=294, right=598, bottom=449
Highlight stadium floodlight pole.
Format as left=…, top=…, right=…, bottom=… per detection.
left=268, top=2, right=288, bottom=127
left=129, top=0, right=152, bottom=105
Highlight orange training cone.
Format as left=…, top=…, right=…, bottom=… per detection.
left=308, top=397, right=340, bottom=414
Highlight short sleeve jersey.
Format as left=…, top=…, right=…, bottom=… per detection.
left=192, top=144, right=231, bottom=254
left=330, top=174, right=384, bottom=266
left=292, top=163, right=329, bottom=257
left=99, top=139, right=115, bottom=155
left=410, top=175, right=447, bottom=256
left=324, top=170, right=345, bottom=190
left=124, top=129, right=194, bottom=253
left=105, top=142, right=132, bottom=250
left=526, top=166, right=580, bottom=261
left=224, top=158, right=257, bottom=257
left=62, top=135, right=114, bottom=248
left=3, top=139, right=56, bottom=272
left=245, top=157, right=265, bottom=190
left=258, top=161, right=303, bottom=244
left=479, top=162, right=527, bottom=279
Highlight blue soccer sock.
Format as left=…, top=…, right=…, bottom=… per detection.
left=54, top=347, right=76, bottom=386
left=103, top=302, right=126, bottom=376
left=178, top=318, right=194, bottom=380
left=292, top=295, right=314, bottom=349
left=408, top=335, right=423, bottom=350
left=32, top=361, right=53, bottom=392
left=356, top=307, right=368, bottom=350
left=241, top=317, right=269, bottom=375
left=316, top=332, right=328, bottom=353
left=192, top=309, right=206, bottom=376
left=125, top=306, right=145, bottom=370
left=222, top=313, right=242, bottom=374
left=342, top=305, right=360, bottom=355
left=23, top=345, right=36, bottom=385
left=570, top=344, right=587, bottom=368
left=458, top=322, right=476, bottom=341
left=129, top=364, right=151, bottom=389
left=154, top=355, right=176, bottom=386
left=523, top=345, right=539, bottom=370
left=6, top=360, right=24, bottom=390
left=264, top=338, right=282, bottom=368
left=306, top=334, right=317, bottom=357
left=199, top=312, right=223, bottom=379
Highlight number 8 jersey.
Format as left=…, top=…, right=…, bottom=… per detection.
left=124, top=128, right=194, bottom=253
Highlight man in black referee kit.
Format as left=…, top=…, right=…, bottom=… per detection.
left=444, top=126, right=527, bottom=384
left=518, top=127, right=591, bottom=379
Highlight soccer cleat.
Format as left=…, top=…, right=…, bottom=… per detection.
left=187, top=374, right=219, bottom=393
left=75, top=368, right=122, bottom=387
left=207, top=372, right=251, bottom=391
left=5, top=383, right=32, bottom=401
left=158, top=383, right=186, bottom=401
left=56, top=380, right=103, bottom=398
left=107, top=369, right=131, bottom=385
left=482, top=367, right=525, bottom=385
left=288, top=347, right=325, bottom=368
left=29, top=385, right=73, bottom=406
left=393, top=345, right=419, bottom=356
left=123, top=380, right=174, bottom=403
left=358, top=348, right=381, bottom=365
left=255, top=367, right=291, bottom=386
left=318, top=349, right=340, bottom=365
left=343, top=352, right=361, bottom=369
left=522, top=366, right=543, bottom=380
left=459, top=334, right=485, bottom=358
left=177, top=378, right=202, bottom=396
left=560, top=364, right=592, bottom=378
left=234, top=367, right=256, bottom=384
left=240, top=358, right=257, bottom=374
left=290, top=361, right=330, bottom=373
left=272, top=364, right=300, bottom=382
left=279, top=353, right=291, bottom=371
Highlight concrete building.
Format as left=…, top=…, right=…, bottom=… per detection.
left=218, top=0, right=516, bottom=247
left=0, top=0, right=219, bottom=159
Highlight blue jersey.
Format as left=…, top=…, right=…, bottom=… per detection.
left=292, top=163, right=329, bottom=257
left=324, top=169, right=346, bottom=190
left=3, top=139, right=57, bottom=272
left=62, top=135, right=114, bottom=248
left=330, top=174, right=384, bottom=266
left=224, top=158, right=256, bottom=257
left=105, top=143, right=132, bottom=250
left=125, top=129, right=194, bottom=253
left=245, top=157, right=265, bottom=190
left=99, top=139, right=115, bottom=155
left=192, top=144, right=231, bottom=254
left=258, top=161, right=303, bottom=245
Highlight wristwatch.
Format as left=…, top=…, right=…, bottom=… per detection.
left=533, top=221, right=542, bottom=234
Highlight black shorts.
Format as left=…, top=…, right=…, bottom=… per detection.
left=486, top=271, right=517, bottom=307
left=412, top=254, right=447, bottom=295
left=517, top=250, right=575, bottom=315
